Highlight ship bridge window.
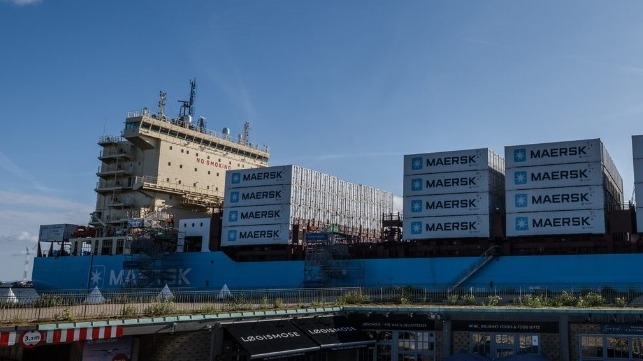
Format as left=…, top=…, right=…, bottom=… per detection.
left=125, top=122, right=140, bottom=131
left=101, top=239, right=113, bottom=255
left=115, top=239, right=124, bottom=254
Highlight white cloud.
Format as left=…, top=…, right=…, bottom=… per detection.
left=2, top=0, right=40, bottom=5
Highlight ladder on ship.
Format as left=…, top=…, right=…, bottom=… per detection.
left=447, top=245, right=498, bottom=293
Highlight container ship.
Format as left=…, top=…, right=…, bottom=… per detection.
left=31, top=80, right=643, bottom=291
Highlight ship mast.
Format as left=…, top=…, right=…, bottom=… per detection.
left=178, top=78, right=197, bottom=123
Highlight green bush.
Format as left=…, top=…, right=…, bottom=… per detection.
left=335, top=290, right=371, bottom=305
left=461, top=294, right=477, bottom=306
left=486, top=295, right=502, bottom=306
left=551, top=291, right=577, bottom=307
left=121, top=304, right=137, bottom=317
left=614, top=297, right=628, bottom=307
left=144, top=301, right=176, bottom=316
left=447, top=294, right=459, bottom=305
left=578, top=292, right=604, bottom=307
left=515, top=294, right=545, bottom=308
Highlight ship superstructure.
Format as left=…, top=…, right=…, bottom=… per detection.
left=91, top=79, right=269, bottom=238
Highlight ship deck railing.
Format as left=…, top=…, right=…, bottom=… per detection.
left=3, top=284, right=643, bottom=325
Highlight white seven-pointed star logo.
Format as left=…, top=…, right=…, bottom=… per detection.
left=514, top=149, right=526, bottom=162
left=230, top=192, right=239, bottom=202
left=411, top=179, right=422, bottom=191
left=515, top=194, right=528, bottom=207
left=229, top=211, right=238, bottom=222
left=514, top=172, right=527, bottom=185
left=90, top=270, right=102, bottom=285
left=516, top=217, right=529, bottom=230
left=228, top=230, right=237, bottom=242
left=411, top=221, right=422, bottom=234
left=411, top=200, right=422, bottom=212
left=412, top=157, right=423, bottom=170
left=231, top=173, right=241, bottom=183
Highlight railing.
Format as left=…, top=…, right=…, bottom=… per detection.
left=126, top=111, right=270, bottom=154
left=448, top=246, right=498, bottom=293
left=3, top=285, right=643, bottom=326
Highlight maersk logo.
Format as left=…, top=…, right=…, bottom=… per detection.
left=231, top=172, right=241, bottom=184
left=531, top=146, right=587, bottom=159
left=90, top=265, right=105, bottom=288
left=514, top=171, right=528, bottom=185
left=515, top=217, right=529, bottom=231
left=514, top=148, right=527, bottom=162
left=230, top=191, right=240, bottom=203
left=411, top=200, right=422, bottom=213
left=411, top=178, right=422, bottom=192
left=242, top=170, right=284, bottom=181
left=514, top=194, right=528, bottom=208
left=426, top=221, right=476, bottom=231
left=411, top=221, right=422, bottom=234
left=228, top=210, right=239, bottom=222
left=227, top=230, right=237, bottom=242
left=411, top=157, right=423, bottom=171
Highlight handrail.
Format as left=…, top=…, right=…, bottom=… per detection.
left=448, top=245, right=498, bottom=293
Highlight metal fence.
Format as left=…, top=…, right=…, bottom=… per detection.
left=2, top=285, right=643, bottom=326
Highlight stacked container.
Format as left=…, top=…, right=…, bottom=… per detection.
left=632, top=135, right=643, bottom=231
left=220, top=165, right=394, bottom=246
left=402, top=148, right=505, bottom=240
left=505, top=139, right=623, bottom=237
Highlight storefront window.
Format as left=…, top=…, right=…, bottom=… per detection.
left=372, top=330, right=435, bottom=361
left=581, top=335, right=604, bottom=358
left=607, top=336, right=629, bottom=358
left=471, top=333, right=491, bottom=357
left=471, top=332, right=539, bottom=359
left=632, top=338, right=643, bottom=359
left=519, top=335, right=539, bottom=354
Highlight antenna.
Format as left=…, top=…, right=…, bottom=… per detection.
left=178, top=78, right=197, bottom=120
left=158, top=91, right=167, bottom=119
left=241, top=121, right=250, bottom=145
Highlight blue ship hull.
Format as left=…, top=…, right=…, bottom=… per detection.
left=31, top=251, right=643, bottom=291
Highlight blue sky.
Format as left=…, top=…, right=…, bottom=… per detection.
left=2, top=0, right=643, bottom=281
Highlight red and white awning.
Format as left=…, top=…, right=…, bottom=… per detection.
left=0, top=325, right=123, bottom=347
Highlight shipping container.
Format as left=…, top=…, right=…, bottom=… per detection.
left=635, top=182, right=643, bottom=209
left=38, top=224, right=78, bottom=243
left=403, top=170, right=501, bottom=196
left=636, top=207, right=643, bottom=233
left=505, top=139, right=603, bottom=168
left=633, top=135, right=643, bottom=160
left=404, top=214, right=491, bottom=240
left=633, top=158, right=643, bottom=184
left=506, top=209, right=606, bottom=236
left=403, top=192, right=501, bottom=218
left=222, top=204, right=293, bottom=227
left=504, top=162, right=604, bottom=191
left=505, top=186, right=605, bottom=213
left=225, top=165, right=296, bottom=189
left=403, top=148, right=504, bottom=175
left=226, top=184, right=293, bottom=207
left=505, top=138, right=622, bottom=192
left=221, top=223, right=291, bottom=246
